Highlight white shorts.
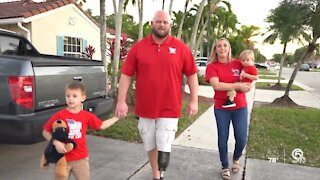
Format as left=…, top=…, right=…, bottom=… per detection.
left=137, top=117, right=178, bottom=152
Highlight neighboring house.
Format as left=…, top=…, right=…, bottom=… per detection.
left=0, top=0, right=117, bottom=60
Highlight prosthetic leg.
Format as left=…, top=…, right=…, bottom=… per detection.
left=158, top=151, right=170, bottom=180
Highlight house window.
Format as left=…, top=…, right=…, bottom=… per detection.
left=63, top=36, right=83, bottom=58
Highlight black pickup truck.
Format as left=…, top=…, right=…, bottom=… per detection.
left=0, top=29, right=114, bottom=144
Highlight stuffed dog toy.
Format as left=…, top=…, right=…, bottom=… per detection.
left=40, top=119, right=76, bottom=177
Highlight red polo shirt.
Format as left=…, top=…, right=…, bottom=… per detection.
left=121, top=35, right=197, bottom=118
left=205, top=59, right=247, bottom=109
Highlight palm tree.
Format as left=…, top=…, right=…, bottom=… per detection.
left=264, top=0, right=308, bottom=85
left=239, top=25, right=260, bottom=49
left=198, top=1, right=236, bottom=56
left=172, top=10, right=194, bottom=43
left=193, top=1, right=236, bottom=55
left=211, top=1, right=237, bottom=38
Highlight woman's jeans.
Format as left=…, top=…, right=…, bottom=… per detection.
left=214, top=107, right=248, bottom=169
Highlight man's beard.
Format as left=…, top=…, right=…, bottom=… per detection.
left=152, top=29, right=169, bottom=39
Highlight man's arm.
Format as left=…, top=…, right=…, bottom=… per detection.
left=115, top=74, right=132, bottom=118
left=186, top=73, right=199, bottom=117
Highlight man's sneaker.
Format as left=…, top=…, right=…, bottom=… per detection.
left=222, top=99, right=236, bottom=108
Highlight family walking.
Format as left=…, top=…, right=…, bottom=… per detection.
left=41, top=10, right=256, bottom=180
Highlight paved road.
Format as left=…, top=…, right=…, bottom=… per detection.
left=280, top=67, right=320, bottom=98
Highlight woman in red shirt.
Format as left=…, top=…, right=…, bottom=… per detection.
left=205, top=38, right=252, bottom=180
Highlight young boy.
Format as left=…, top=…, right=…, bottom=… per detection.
left=42, top=82, right=119, bottom=180
left=222, top=49, right=258, bottom=108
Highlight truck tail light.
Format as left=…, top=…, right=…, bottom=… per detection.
left=8, top=76, right=34, bottom=109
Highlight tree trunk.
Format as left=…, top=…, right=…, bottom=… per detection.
left=112, top=0, right=117, bottom=13
left=168, top=0, right=174, bottom=18
left=162, top=0, right=165, bottom=10
left=277, top=43, right=287, bottom=84
left=188, top=0, right=206, bottom=55
left=99, top=0, right=108, bottom=95
left=195, top=16, right=209, bottom=54
left=177, top=0, right=188, bottom=40
left=162, top=0, right=166, bottom=10
left=110, top=0, right=124, bottom=97
left=138, top=0, right=144, bottom=40
left=168, top=0, right=174, bottom=35
left=284, top=38, right=318, bottom=97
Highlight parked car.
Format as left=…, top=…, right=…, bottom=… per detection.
left=0, top=28, right=114, bottom=144
left=195, top=56, right=209, bottom=63
left=299, top=64, right=310, bottom=71
left=269, top=64, right=280, bottom=70
left=196, top=60, right=207, bottom=76
left=195, top=57, right=209, bottom=76
left=308, top=62, right=318, bottom=68
left=254, top=63, right=269, bottom=70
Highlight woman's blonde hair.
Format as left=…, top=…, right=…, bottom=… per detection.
left=209, top=38, right=232, bottom=63
left=239, top=49, right=255, bottom=61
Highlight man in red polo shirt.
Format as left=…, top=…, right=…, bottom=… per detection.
left=115, top=10, right=199, bottom=180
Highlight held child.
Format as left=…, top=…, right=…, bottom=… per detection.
left=42, top=82, right=119, bottom=180
left=222, top=49, right=258, bottom=108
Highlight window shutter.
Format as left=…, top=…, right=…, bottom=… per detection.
left=83, top=39, right=87, bottom=53
left=56, top=36, right=64, bottom=56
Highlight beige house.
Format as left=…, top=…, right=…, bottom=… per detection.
left=0, top=0, right=114, bottom=60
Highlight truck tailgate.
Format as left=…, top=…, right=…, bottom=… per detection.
left=33, top=65, right=106, bottom=110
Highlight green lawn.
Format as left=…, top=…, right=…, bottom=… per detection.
left=88, top=98, right=212, bottom=143
left=246, top=107, right=320, bottom=167
left=258, top=75, right=285, bottom=80
left=310, top=68, right=320, bottom=72
left=258, top=69, right=277, bottom=76
left=255, top=82, right=304, bottom=90
left=198, top=74, right=210, bottom=86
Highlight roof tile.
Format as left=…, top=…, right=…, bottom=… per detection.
left=45, top=5, right=54, bottom=11
left=0, top=0, right=76, bottom=19
left=38, top=7, right=47, bottom=13
left=0, top=0, right=120, bottom=35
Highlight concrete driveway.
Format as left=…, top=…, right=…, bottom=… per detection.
left=0, top=136, right=147, bottom=180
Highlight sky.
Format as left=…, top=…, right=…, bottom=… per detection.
left=0, top=0, right=301, bottom=59
left=83, top=0, right=302, bottom=59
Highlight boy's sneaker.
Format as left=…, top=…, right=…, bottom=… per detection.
left=222, top=99, right=236, bottom=108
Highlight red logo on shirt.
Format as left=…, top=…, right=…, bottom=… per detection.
left=232, top=68, right=240, bottom=76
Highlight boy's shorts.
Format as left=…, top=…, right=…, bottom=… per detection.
left=137, top=117, right=178, bottom=152
left=55, top=157, right=89, bottom=180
